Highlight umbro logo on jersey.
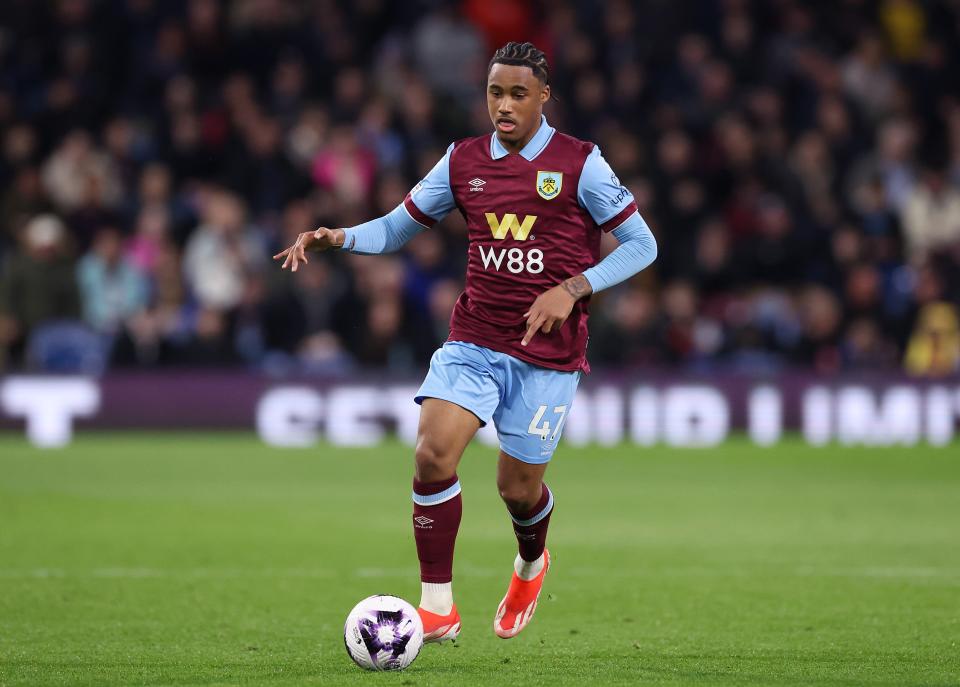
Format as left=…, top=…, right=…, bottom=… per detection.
left=414, top=516, right=434, bottom=526
left=468, top=178, right=486, bottom=192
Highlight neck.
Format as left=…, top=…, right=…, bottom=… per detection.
left=497, top=115, right=542, bottom=154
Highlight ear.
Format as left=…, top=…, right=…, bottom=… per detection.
left=540, top=84, right=551, bottom=104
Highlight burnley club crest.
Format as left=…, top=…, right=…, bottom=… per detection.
left=536, top=171, right=562, bottom=200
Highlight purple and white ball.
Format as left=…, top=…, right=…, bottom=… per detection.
left=344, top=595, right=424, bottom=671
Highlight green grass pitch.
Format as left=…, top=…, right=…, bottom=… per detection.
left=1, top=433, right=958, bottom=686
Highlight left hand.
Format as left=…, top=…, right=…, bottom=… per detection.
left=522, top=274, right=594, bottom=346
left=521, top=284, right=577, bottom=347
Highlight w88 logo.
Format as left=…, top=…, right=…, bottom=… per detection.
left=478, top=245, right=544, bottom=274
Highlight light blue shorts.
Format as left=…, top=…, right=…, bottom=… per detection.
left=415, top=341, right=581, bottom=464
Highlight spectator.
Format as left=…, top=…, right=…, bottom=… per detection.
left=413, top=7, right=485, bottom=106
left=311, top=125, right=377, bottom=209
left=182, top=189, right=263, bottom=311
left=1, top=166, right=52, bottom=253
left=842, top=317, right=899, bottom=369
left=41, top=130, right=123, bottom=215
left=901, top=158, right=960, bottom=262
left=0, top=215, right=81, bottom=367
left=77, top=226, right=149, bottom=334
left=904, top=303, right=960, bottom=377
left=841, top=32, right=897, bottom=123
left=794, top=286, right=843, bottom=373
left=590, top=288, right=663, bottom=367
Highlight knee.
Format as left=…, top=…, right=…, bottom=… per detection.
left=497, top=479, right=541, bottom=515
left=414, top=439, right=457, bottom=482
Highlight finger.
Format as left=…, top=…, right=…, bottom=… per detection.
left=521, top=314, right=545, bottom=346
left=542, top=318, right=555, bottom=334
left=273, top=247, right=291, bottom=261
left=521, top=327, right=538, bottom=346
left=282, top=242, right=300, bottom=269
left=292, top=234, right=313, bottom=269
left=523, top=299, right=542, bottom=320
left=287, top=236, right=306, bottom=266
left=295, top=244, right=310, bottom=270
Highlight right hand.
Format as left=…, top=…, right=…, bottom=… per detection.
left=273, top=227, right=345, bottom=272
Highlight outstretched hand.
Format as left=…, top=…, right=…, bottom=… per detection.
left=273, top=227, right=345, bottom=272
left=521, top=274, right=593, bottom=347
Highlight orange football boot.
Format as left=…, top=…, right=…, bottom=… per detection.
left=418, top=605, right=461, bottom=643
left=493, top=549, right=551, bottom=639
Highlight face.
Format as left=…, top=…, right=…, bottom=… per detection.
left=487, top=63, right=549, bottom=149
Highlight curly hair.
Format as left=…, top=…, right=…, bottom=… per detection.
left=488, top=41, right=550, bottom=84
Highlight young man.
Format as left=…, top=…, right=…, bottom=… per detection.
left=275, top=42, right=657, bottom=642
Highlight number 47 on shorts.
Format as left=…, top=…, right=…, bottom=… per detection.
left=527, top=405, right=568, bottom=441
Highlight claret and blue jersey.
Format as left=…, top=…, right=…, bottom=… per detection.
left=403, top=115, right=643, bottom=373
left=405, top=115, right=640, bottom=238
left=343, top=115, right=657, bottom=374
left=340, top=116, right=657, bottom=462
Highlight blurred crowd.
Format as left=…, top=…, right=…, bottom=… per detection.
left=1, top=0, right=959, bottom=376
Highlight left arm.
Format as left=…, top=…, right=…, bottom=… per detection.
left=521, top=213, right=657, bottom=346
left=522, top=146, right=658, bottom=346
left=581, top=213, right=658, bottom=292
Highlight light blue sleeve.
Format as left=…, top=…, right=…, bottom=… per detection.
left=581, top=212, right=658, bottom=293
left=340, top=204, right=425, bottom=255
left=577, top=146, right=636, bottom=229
left=339, top=143, right=456, bottom=254
left=405, top=142, right=456, bottom=224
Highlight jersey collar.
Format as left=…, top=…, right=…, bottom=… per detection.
left=489, top=115, right=555, bottom=161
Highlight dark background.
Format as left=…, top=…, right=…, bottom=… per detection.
left=0, top=0, right=958, bottom=378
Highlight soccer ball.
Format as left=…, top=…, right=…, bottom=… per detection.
left=343, top=595, right=423, bottom=671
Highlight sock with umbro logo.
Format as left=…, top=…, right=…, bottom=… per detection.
left=508, top=483, right=553, bottom=578
left=412, top=474, right=462, bottom=614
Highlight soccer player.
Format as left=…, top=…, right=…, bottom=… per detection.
left=275, top=42, right=657, bottom=642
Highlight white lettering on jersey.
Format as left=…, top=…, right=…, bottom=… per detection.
left=478, top=244, right=506, bottom=270
left=478, top=246, right=544, bottom=274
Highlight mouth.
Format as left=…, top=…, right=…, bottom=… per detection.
left=496, top=117, right=516, bottom=134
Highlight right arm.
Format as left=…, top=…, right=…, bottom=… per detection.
left=340, top=203, right=427, bottom=254
left=274, top=143, right=456, bottom=271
